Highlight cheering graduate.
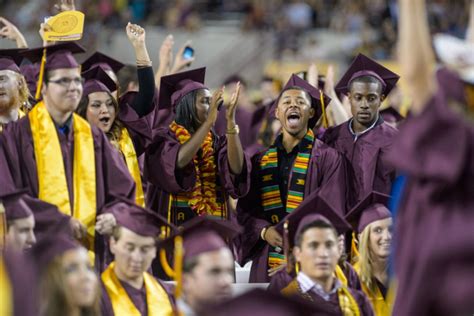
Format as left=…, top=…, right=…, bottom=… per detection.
left=345, top=192, right=393, bottom=316
left=145, top=67, right=250, bottom=226
left=322, top=54, right=399, bottom=206
left=389, top=0, right=474, bottom=315
left=278, top=193, right=373, bottom=315
left=0, top=42, right=136, bottom=272
left=0, top=49, right=30, bottom=130
left=100, top=198, right=176, bottom=316
left=236, top=74, right=347, bottom=283
left=157, top=216, right=239, bottom=316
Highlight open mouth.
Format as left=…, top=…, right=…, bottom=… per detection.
left=99, top=117, right=111, bottom=124
left=286, top=112, right=301, bottom=128
left=0, top=91, right=7, bottom=97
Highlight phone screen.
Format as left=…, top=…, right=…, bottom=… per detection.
left=183, top=46, right=194, bottom=60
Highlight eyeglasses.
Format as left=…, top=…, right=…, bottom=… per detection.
left=48, top=77, right=84, bottom=88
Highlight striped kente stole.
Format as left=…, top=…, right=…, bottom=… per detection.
left=260, top=129, right=314, bottom=269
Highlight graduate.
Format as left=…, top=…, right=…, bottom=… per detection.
left=236, top=74, right=348, bottom=283
left=0, top=49, right=29, bottom=130
left=322, top=53, right=399, bottom=206
left=0, top=42, right=136, bottom=272
left=145, top=67, right=250, bottom=226
left=389, top=0, right=474, bottom=315
left=100, top=198, right=176, bottom=316
left=157, top=216, right=240, bottom=316
left=278, top=193, right=374, bottom=315
left=345, top=192, right=393, bottom=316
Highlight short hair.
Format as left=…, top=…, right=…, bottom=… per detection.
left=294, top=219, right=338, bottom=248
left=349, top=75, right=384, bottom=95
left=183, top=256, right=200, bottom=273
left=111, top=225, right=122, bottom=241
left=279, top=85, right=312, bottom=106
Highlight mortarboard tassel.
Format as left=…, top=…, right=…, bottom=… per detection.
left=35, top=48, right=47, bottom=101
left=173, top=235, right=184, bottom=299
left=0, top=203, right=6, bottom=252
left=319, top=89, right=328, bottom=129
left=159, top=248, right=175, bottom=279
left=350, top=231, right=360, bottom=263
left=283, top=220, right=293, bottom=274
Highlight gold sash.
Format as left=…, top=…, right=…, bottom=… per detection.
left=101, top=262, right=174, bottom=316
left=0, top=258, right=12, bottom=316
left=118, top=127, right=145, bottom=207
left=29, top=102, right=96, bottom=251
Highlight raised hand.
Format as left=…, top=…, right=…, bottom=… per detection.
left=95, top=213, right=117, bottom=236
left=54, top=0, right=76, bottom=12
left=307, top=63, right=318, bottom=87
left=126, top=22, right=146, bottom=48
left=206, top=86, right=224, bottom=126
left=171, top=41, right=195, bottom=73
left=70, top=218, right=87, bottom=240
left=225, top=81, right=241, bottom=125
left=159, top=34, right=174, bottom=74
left=0, top=17, right=28, bottom=48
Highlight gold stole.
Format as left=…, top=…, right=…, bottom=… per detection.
left=118, top=127, right=145, bottom=207
left=29, top=102, right=97, bottom=252
left=101, top=262, right=174, bottom=316
left=0, top=258, right=12, bottom=316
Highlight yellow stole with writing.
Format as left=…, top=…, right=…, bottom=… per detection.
left=29, top=102, right=96, bottom=252
left=118, top=127, right=145, bottom=207
left=101, top=262, right=174, bottom=316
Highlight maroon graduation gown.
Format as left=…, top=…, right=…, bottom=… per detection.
left=387, top=68, right=474, bottom=316
left=236, top=138, right=348, bottom=282
left=322, top=117, right=398, bottom=207
left=0, top=116, right=136, bottom=272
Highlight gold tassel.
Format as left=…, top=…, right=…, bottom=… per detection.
left=159, top=248, right=175, bottom=278
left=283, top=220, right=293, bottom=274
left=35, top=48, right=47, bottom=101
left=174, top=235, right=184, bottom=299
left=319, top=89, right=328, bottom=129
left=350, top=231, right=360, bottom=263
left=0, top=203, right=6, bottom=252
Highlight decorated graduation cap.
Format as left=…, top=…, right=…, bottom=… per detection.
left=0, top=189, right=32, bottom=221
left=158, top=67, right=207, bottom=110
left=157, top=216, right=241, bottom=298
left=270, top=73, right=331, bottom=129
left=30, top=233, right=81, bottom=273
left=345, top=191, right=392, bottom=234
left=0, top=48, right=26, bottom=73
left=82, top=65, right=117, bottom=97
left=200, top=288, right=320, bottom=316
left=335, top=53, right=400, bottom=96
left=82, top=51, right=125, bottom=74
left=21, top=42, right=86, bottom=100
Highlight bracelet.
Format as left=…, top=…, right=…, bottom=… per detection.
left=136, top=59, right=152, bottom=67
left=260, top=226, right=268, bottom=241
left=226, top=125, right=239, bottom=135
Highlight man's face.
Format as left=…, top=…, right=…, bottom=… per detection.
left=0, top=70, right=21, bottom=115
left=6, top=215, right=36, bottom=250
left=275, top=89, right=314, bottom=137
left=183, top=248, right=234, bottom=309
left=294, top=227, right=339, bottom=282
left=110, top=227, right=157, bottom=280
left=42, top=68, right=83, bottom=114
left=349, top=80, right=384, bottom=127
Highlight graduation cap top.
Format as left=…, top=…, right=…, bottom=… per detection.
left=335, top=53, right=400, bottom=96
left=82, top=65, right=118, bottom=97
left=270, top=74, right=331, bottom=129
left=0, top=189, right=33, bottom=221
left=158, top=67, right=207, bottom=110
left=82, top=51, right=125, bottom=74
left=0, top=48, right=27, bottom=73
left=21, top=42, right=85, bottom=71
left=345, top=191, right=392, bottom=233
left=30, top=233, right=80, bottom=273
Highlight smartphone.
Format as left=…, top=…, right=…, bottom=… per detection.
left=182, top=46, right=194, bottom=60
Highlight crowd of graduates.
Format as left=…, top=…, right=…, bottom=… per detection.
left=0, top=0, right=473, bottom=315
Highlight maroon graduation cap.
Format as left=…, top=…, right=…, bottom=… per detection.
left=335, top=53, right=400, bottom=96
left=345, top=191, right=392, bottom=233
left=20, top=63, right=40, bottom=96
left=0, top=189, right=33, bottom=220
left=380, top=106, right=404, bottom=123
left=0, top=48, right=26, bottom=73
left=269, top=74, right=331, bottom=129
left=81, top=51, right=125, bottom=74
left=82, top=65, right=118, bottom=96
left=158, top=67, right=207, bottom=110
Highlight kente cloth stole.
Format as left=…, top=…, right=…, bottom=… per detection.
left=118, top=127, right=145, bottom=207
left=260, top=129, right=314, bottom=269
left=169, top=121, right=225, bottom=224
left=102, top=262, right=174, bottom=316
left=29, top=102, right=97, bottom=252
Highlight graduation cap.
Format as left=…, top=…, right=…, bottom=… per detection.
left=380, top=106, right=404, bottom=123
left=81, top=51, right=125, bottom=74
left=335, top=53, right=400, bottom=96
left=199, top=288, right=321, bottom=316
left=345, top=191, right=392, bottom=234
left=20, top=63, right=40, bottom=97
left=107, top=196, right=177, bottom=238
left=20, top=42, right=86, bottom=100
left=0, top=48, right=26, bottom=73
left=158, top=67, right=207, bottom=110
left=82, top=65, right=118, bottom=97
left=270, top=74, right=331, bottom=129
left=156, top=216, right=241, bottom=298
left=0, top=189, right=33, bottom=221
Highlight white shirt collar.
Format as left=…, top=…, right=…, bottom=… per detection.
left=297, top=272, right=341, bottom=301
left=348, top=114, right=380, bottom=141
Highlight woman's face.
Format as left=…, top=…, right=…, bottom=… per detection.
left=61, top=248, right=99, bottom=308
left=85, top=91, right=116, bottom=133
left=194, top=89, right=212, bottom=126
left=369, top=217, right=393, bottom=260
